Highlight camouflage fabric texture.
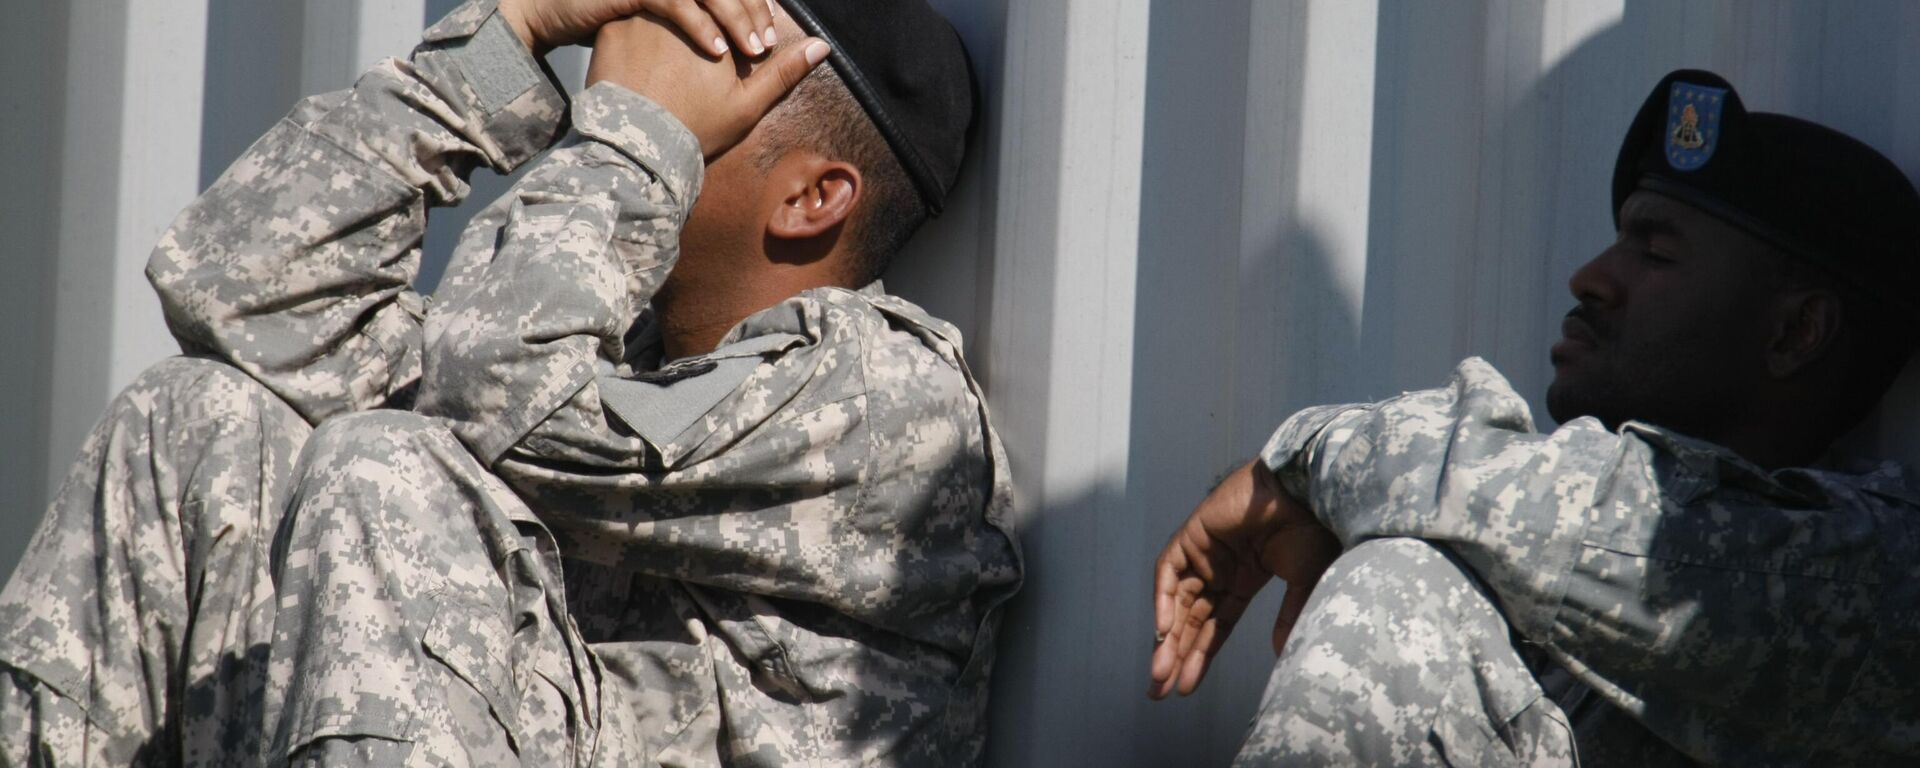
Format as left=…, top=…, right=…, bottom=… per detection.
left=1246, top=356, right=1920, bottom=766
left=1235, top=538, right=1576, bottom=767
left=0, top=357, right=313, bottom=766
left=0, top=0, right=1021, bottom=764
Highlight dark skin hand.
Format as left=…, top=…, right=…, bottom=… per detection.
left=1149, top=460, right=1342, bottom=699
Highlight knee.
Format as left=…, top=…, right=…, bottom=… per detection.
left=121, top=356, right=282, bottom=425
left=300, top=411, right=446, bottom=473
left=1241, top=540, right=1524, bottom=766
left=1301, top=538, right=1495, bottom=647
left=292, top=411, right=472, bottom=523
left=1320, top=538, right=1464, bottom=593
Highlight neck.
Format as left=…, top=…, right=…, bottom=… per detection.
left=1698, top=397, right=1832, bottom=471
left=1712, top=429, right=1823, bottom=471
left=654, top=264, right=840, bottom=361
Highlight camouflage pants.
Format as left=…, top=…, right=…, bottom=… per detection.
left=267, top=409, right=638, bottom=767
left=0, top=357, right=312, bottom=765
left=1234, top=538, right=1704, bottom=767
left=1233, top=538, right=1579, bottom=767
left=0, top=359, right=634, bottom=766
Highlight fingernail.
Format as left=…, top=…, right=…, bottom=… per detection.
left=749, top=32, right=764, bottom=54
left=764, top=26, right=778, bottom=46
left=713, top=36, right=728, bottom=54
left=805, top=40, right=829, bottom=66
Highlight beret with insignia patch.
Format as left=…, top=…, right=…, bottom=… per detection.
left=784, top=0, right=976, bottom=217
left=1612, top=69, right=1920, bottom=312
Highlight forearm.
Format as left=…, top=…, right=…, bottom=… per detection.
left=1260, top=361, right=1592, bottom=640
left=416, top=83, right=702, bottom=464
left=145, top=0, right=567, bottom=423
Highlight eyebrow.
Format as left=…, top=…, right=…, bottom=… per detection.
left=1619, top=211, right=1689, bottom=244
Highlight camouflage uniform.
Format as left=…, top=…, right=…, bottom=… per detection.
left=1236, top=357, right=1920, bottom=766
left=0, top=1, right=1021, bottom=764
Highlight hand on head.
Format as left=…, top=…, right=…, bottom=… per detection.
left=499, top=0, right=830, bottom=157
left=501, top=0, right=778, bottom=55
left=1149, top=460, right=1341, bottom=700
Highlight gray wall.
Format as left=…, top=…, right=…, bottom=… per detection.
left=8, top=1, right=1920, bottom=764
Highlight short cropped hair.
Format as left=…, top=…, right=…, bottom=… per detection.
left=752, top=65, right=924, bottom=287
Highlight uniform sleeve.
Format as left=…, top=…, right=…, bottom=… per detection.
left=412, top=83, right=704, bottom=465
left=1262, top=356, right=1903, bottom=760
left=145, top=0, right=567, bottom=424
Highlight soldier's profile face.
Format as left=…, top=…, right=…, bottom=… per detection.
left=1546, top=191, right=1781, bottom=433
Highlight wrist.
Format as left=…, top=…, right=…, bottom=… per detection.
left=496, top=1, right=548, bottom=56
left=1245, top=460, right=1286, bottom=526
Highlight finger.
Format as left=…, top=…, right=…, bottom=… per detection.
left=1154, top=546, right=1184, bottom=638
left=1176, top=615, right=1222, bottom=696
left=1152, top=580, right=1200, bottom=683
left=741, top=0, right=776, bottom=48
left=1171, top=586, right=1215, bottom=661
left=658, top=0, right=730, bottom=56
left=1271, top=578, right=1314, bottom=655
left=1150, top=658, right=1181, bottom=700
left=699, top=0, right=766, bottom=55
left=1148, top=632, right=1180, bottom=699
left=1177, top=588, right=1252, bottom=697
left=740, top=38, right=829, bottom=113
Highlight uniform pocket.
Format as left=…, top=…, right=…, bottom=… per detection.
left=1430, top=687, right=1575, bottom=768
left=420, top=587, right=526, bottom=753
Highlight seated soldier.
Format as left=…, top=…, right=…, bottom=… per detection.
left=1150, top=70, right=1920, bottom=766
left=0, top=0, right=1020, bottom=764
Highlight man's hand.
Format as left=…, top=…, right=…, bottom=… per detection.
left=500, top=0, right=780, bottom=57
left=1149, top=460, right=1342, bottom=700
left=586, top=12, right=827, bottom=157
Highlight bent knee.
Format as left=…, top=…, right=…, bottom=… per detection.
left=302, top=411, right=447, bottom=466
left=1328, top=538, right=1459, bottom=578
left=120, top=356, right=287, bottom=426
left=295, top=411, right=473, bottom=505
left=1294, top=538, right=1506, bottom=656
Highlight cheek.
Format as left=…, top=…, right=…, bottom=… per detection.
left=1621, top=284, right=1769, bottom=373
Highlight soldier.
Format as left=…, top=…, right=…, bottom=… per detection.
left=1150, top=70, right=1920, bottom=766
left=0, top=0, right=1019, bottom=765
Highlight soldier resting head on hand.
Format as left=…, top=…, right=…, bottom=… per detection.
left=1151, top=69, right=1920, bottom=766
left=0, top=0, right=1020, bottom=765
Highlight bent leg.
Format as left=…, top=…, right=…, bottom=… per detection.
left=0, top=357, right=312, bottom=766
left=266, top=411, right=628, bottom=767
left=1234, top=538, right=1575, bottom=768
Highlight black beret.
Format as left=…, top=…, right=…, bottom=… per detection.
left=1612, top=69, right=1920, bottom=311
left=784, top=0, right=975, bottom=217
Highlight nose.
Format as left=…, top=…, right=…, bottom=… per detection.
left=1567, top=248, right=1620, bottom=307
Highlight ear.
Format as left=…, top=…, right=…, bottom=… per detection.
left=767, top=156, right=861, bottom=241
left=1765, top=288, right=1843, bottom=378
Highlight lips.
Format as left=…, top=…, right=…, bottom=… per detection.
left=1551, top=308, right=1603, bottom=366
left=1560, top=313, right=1599, bottom=346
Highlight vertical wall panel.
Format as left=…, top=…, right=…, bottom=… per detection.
left=978, top=0, right=1151, bottom=764
left=204, top=0, right=306, bottom=188
left=303, top=0, right=429, bottom=95
left=0, top=0, right=70, bottom=588
left=1125, top=0, right=1261, bottom=758
left=46, top=0, right=209, bottom=497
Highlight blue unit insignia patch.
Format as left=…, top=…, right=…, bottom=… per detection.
left=1666, top=80, right=1726, bottom=171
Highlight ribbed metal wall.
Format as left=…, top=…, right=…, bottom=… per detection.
left=5, top=1, right=1920, bottom=764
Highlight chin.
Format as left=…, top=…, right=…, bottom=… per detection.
left=1545, top=377, right=1608, bottom=428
